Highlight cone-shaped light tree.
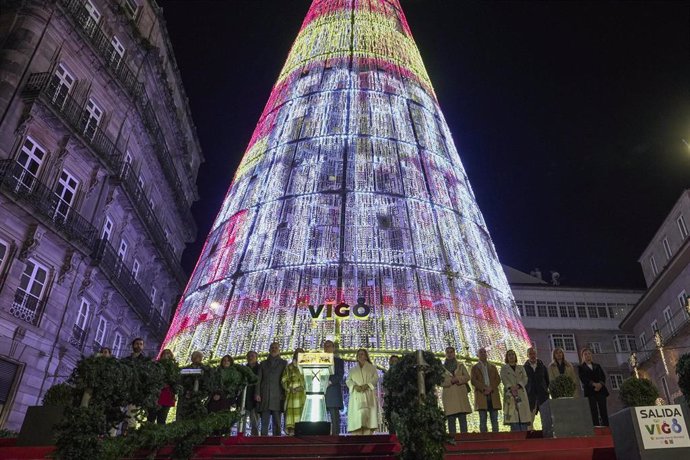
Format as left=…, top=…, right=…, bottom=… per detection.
left=162, top=0, right=530, bottom=365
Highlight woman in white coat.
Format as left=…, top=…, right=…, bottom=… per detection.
left=500, top=349, right=531, bottom=431
left=346, top=348, right=379, bottom=435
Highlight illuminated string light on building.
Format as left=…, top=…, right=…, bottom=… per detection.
left=654, top=330, right=669, bottom=375
left=629, top=352, right=639, bottom=378
left=161, top=0, right=531, bottom=365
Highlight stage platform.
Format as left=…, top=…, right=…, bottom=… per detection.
left=0, top=427, right=615, bottom=460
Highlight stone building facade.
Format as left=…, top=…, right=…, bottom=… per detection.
left=620, top=191, right=690, bottom=404
left=0, top=0, right=201, bottom=430
left=505, top=266, right=643, bottom=414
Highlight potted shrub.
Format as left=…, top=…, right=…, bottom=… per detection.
left=16, top=382, right=76, bottom=446
left=539, top=374, right=594, bottom=438
left=619, top=378, right=659, bottom=407
left=610, top=377, right=690, bottom=460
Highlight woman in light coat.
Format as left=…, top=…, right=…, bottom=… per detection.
left=547, top=347, right=580, bottom=397
left=441, top=346, right=472, bottom=434
left=281, top=348, right=306, bottom=435
left=346, top=348, right=379, bottom=435
left=500, top=349, right=531, bottom=431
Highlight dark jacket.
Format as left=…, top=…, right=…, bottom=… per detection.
left=325, top=356, right=345, bottom=409
left=578, top=362, right=609, bottom=398
left=524, top=359, right=550, bottom=402
left=255, top=355, right=287, bottom=412
left=245, top=362, right=260, bottom=410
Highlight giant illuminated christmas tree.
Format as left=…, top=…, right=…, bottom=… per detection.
left=162, top=0, right=531, bottom=365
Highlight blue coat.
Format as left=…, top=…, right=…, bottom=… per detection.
left=325, top=356, right=345, bottom=408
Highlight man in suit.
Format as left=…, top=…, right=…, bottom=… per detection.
left=324, top=340, right=344, bottom=435
left=524, top=347, right=550, bottom=423
left=256, top=342, right=288, bottom=435
left=470, top=347, right=502, bottom=432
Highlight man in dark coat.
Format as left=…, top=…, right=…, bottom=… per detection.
left=244, top=350, right=261, bottom=435
left=323, top=340, right=344, bottom=435
left=524, top=347, right=550, bottom=421
left=255, top=341, right=287, bottom=436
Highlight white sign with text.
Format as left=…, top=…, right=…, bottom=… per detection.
left=635, top=405, right=690, bottom=449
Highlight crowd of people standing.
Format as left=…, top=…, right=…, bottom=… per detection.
left=441, top=345, right=609, bottom=434
left=99, top=338, right=609, bottom=436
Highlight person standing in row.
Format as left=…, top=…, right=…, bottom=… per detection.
left=548, top=347, right=579, bottom=397
left=501, top=350, right=531, bottom=432
left=324, top=340, right=344, bottom=436
left=121, top=338, right=148, bottom=435
left=524, top=347, right=549, bottom=424
left=244, top=350, right=261, bottom=435
left=177, top=351, right=210, bottom=421
left=148, top=349, right=176, bottom=425
left=470, top=347, right=501, bottom=433
left=578, top=347, right=609, bottom=426
left=441, top=346, right=472, bottom=435
left=346, top=348, right=379, bottom=435
left=256, top=342, right=287, bottom=436
left=282, top=348, right=306, bottom=435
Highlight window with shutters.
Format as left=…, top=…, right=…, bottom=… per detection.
left=586, top=342, right=602, bottom=354
left=610, top=374, right=624, bottom=391
left=83, top=0, right=101, bottom=36
left=123, top=0, right=139, bottom=19
left=650, top=256, right=659, bottom=277
left=14, top=137, right=46, bottom=193
left=109, top=36, right=125, bottom=70
left=10, top=259, right=48, bottom=325
left=54, top=170, right=79, bottom=223
left=132, top=259, right=140, bottom=280
left=0, top=358, right=20, bottom=419
left=94, top=317, right=108, bottom=346
left=549, top=333, right=576, bottom=352
left=663, top=306, right=675, bottom=334
left=70, top=299, right=90, bottom=350
left=81, top=98, right=103, bottom=141
left=112, top=332, right=123, bottom=358
left=0, top=239, right=8, bottom=275
left=663, top=238, right=672, bottom=261
left=49, top=63, right=75, bottom=109
left=678, top=216, right=689, bottom=240
left=101, top=216, right=113, bottom=241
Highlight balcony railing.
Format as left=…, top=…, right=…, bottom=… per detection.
left=118, top=162, right=185, bottom=281
left=635, top=305, right=690, bottom=366
left=91, top=239, right=168, bottom=339
left=0, top=160, right=167, bottom=339
left=0, top=160, right=98, bottom=250
left=58, top=0, right=194, bottom=228
left=9, top=289, right=47, bottom=326
left=69, top=324, right=87, bottom=351
left=23, top=73, right=186, bottom=283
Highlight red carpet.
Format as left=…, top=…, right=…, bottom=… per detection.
left=0, top=428, right=615, bottom=460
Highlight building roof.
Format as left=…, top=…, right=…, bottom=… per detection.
left=502, top=265, right=547, bottom=285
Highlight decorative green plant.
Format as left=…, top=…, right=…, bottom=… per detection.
left=549, top=374, right=576, bottom=399
left=383, top=351, right=447, bottom=460
left=619, top=377, right=659, bottom=407
left=0, top=429, right=17, bottom=438
left=676, top=353, right=690, bottom=405
left=42, top=382, right=77, bottom=407
left=53, top=355, right=238, bottom=460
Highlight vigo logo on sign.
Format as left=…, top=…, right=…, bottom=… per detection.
left=303, top=297, right=372, bottom=320
left=635, top=405, right=690, bottom=450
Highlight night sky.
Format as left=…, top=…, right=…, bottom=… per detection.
left=161, top=0, right=690, bottom=290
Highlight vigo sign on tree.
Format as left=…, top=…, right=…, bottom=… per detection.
left=161, top=0, right=531, bottom=364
